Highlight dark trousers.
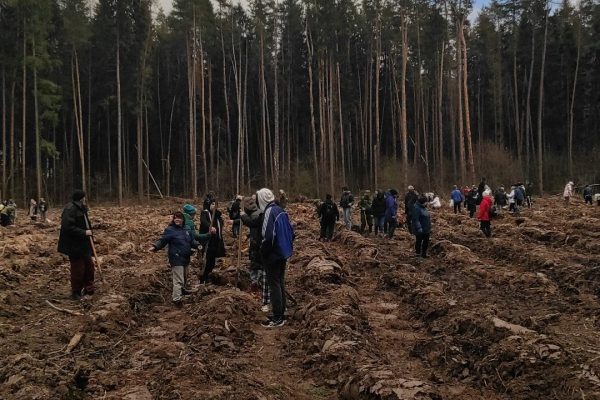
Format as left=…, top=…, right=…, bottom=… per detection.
left=320, top=219, right=335, bottom=240
left=360, top=212, right=373, bottom=233
left=480, top=221, right=492, bottom=238
left=386, top=219, right=397, bottom=238
left=415, top=233, right=430, bottom=256
left=232, top=219, right=241, bottom=237
left=453, top=202, right=462, bottom=214
left=265, top=259, right=287, bottom=320
left=201, top=251, right=217, bottom=283
left=70, top=257, right=95, bottom=295
left=468, top=204, right=476, bottom=218
left=585, top=195, right=592, bottom=205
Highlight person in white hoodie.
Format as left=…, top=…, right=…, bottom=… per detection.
left=563, top=181, right=574, bottom=204
left=508, top=186, right=517, bottom=213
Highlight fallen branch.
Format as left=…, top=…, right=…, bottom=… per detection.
left=65, top=332, right=84, bottom=353
left=490, top=316, right=536, bottom=335
left=45, top=300, right=83, bottom=316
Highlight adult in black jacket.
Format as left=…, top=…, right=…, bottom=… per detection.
left=229, top=196, right=242, bottom=238
left=404, top=186, right=419, bottom=234
left=477, top=178, right=487, bottom=205
left=371, top=190, right=386, bottom=236
left=200, top=199, right=226, bottom=284
left=318, top=194, right=339, bottom=241
left=57, top=190, right=95, bottom=300
left=466, top=187, right=478, bottom=218
left=241, top=196, right=269, bottom=310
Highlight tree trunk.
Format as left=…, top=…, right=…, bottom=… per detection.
left=33, top=36, right=42, bottom=200
left=306, top=27, right=319, bottom=196
left=537, top=7, right=549, bottom=196
left=456, top=20, right=466, bottom=183
left=568, top=22, right=580, bottom=179
left=117, top=32, right=123, bottom=205
left=400, top=15, right=409, bottom=189
left=460, top=17, right=475, bottom=182
left=22, top=21, right=27, bottom=203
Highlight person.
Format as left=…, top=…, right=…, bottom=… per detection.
left=478, top=190, right=493, bottom=238
left=257, top=188, right=295, bottom=328
left=241, top=196, right=270, bottom=312
left=182, top=204, right=211, bottom=289
left=428, top=193, right=442, bottom=209
left=28, top=198, right=38, bottom=221
left=563, top=181, right=574, bottom=204
left=466, top=186, right=478, bottom=218
left=229, top=196, right=243, bottom=238
left=477, top=178, right=487, bottom=205
left=358, top=191, right=373, bottom=234
left=461, top=185, right=471, bottom=208
left=0, top=201, right=15, bottom=227
left=149, top=211, right=201, bottom=307
left=339, top=187, right=354, bottom=229
left=451, top=186, right=464, bottom=214
left=57, top=190, right=95, bottom=300
left=371, top=190, right=386, bottom=237
left=508, top=186, right=518, bottom=213
left=318, top=194, right=339, bottom=241
left=525, top=181, right=534, bottom=208
left=203, top=191, right=216, bottom=212
left=199, top=199, right=226, bottom=284
left=38, top=198, right=48, bottom=223
left=583, top=185, right=593, bottom=205
left=277, top=189, right=288, bottom=210
left=404, top=186, right=419, bottom=233
left=7, top=199, right=17, bottom=225
left=494, top=187, right=508, bottom=211
left=412, top=196, right=431, bottom=258
left=514, top=183, right=525, bottom=208
left=384, top=189, right=399, bottom=238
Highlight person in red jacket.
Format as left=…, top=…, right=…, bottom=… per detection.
left=477, top=190, right=493, bottom=238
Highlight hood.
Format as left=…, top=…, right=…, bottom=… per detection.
left=256, top=188, right=275, bottom=212
left=183, top=204, right=197, bottom=215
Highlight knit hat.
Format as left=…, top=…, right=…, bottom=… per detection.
left=183, top=204, right=197, bottom=215
left=72, top=190, right=86, bottom=202
left=256, top=188, right=275, bottom=212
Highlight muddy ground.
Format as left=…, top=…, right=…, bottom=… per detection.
left=1, top=196, right=599, bottom=399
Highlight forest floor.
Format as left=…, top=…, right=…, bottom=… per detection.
left=1, top=197, right=600, bottom=400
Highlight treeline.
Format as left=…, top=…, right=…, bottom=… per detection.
left=0, top=0, right=598, bottom=204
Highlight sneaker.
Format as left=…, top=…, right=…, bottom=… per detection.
left=261, top=318, right=285, bottom=328
left=261, top=304, right=270, bottom=313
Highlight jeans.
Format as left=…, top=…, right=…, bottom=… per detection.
left=172, top=266, right=185, bottom=301
left=265, top=258, right=287, bottom=320
left=415, top=233, right=430, bottom=256
left=70, top=256, right=95, bottom=296
left=373, top=216, right=385, bottom=235
left=342, top=207, right=352, bottom=229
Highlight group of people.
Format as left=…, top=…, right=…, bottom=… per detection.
left=565, top=182, right=599, bottom=206
left=149, top=188, right=294, bottom=328
left=28, top=198, right=49, bottom=222
left=0, top=199, right=17, bottom=227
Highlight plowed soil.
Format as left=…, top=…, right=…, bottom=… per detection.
left=1, top=197, right=599, bottom=399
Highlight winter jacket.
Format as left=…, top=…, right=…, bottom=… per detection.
left=261, top=201, right=295, bottom=264
left=404, top=191, right=419, bottom=215
left=153, top=223, right=198, bottom=267
left=339, top=191, right=354, bottom=209
left=564, top=183, right=574, bottom=198
left=371, top=194, right=386, bottom=217
left=229, top=200, right=241, bottom=220
left=514, top=187, right=525, bottom=202
left=466, top=189, right=478, bottom=206
left=384, top=193, right=398, bottom=221
left=478, top=196, right=493, bottom=222
left=242, top=209, right=264, bottom=263
left=494, top=190, right=508, bottom=206
left=411, top=202, right=431, bottom=235
left=583, top=187, right=593, bottom=198
left=358, top=196, right=372, bottom=215
left=451, top=189, right=463, bottom=203
left=318, top=199, right=339, bottom=222
left=183, top=212, right=210, bottom=242
left=57, top=201, right=92, bottom=259
left=200, top=210, right=225, bottom=257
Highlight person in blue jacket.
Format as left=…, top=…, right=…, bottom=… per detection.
left=384, top=189, right=399, bottom=238
left=257, top=188, right=295, bottom=328
left=149, top=211, right=210, bottom=307
left=412, top=196, right=432, bottom=258
left=450, top=185, right=464, bottom=214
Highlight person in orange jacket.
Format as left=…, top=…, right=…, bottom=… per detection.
left=477, top=190, right=493, bottom=238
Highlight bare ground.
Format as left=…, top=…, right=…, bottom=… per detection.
left=1, top=197, right=599, bottom=399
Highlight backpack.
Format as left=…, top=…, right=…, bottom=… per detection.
left=274, top=212, right=294, bottom=259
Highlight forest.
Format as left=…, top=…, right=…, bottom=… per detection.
left=0, top=0, right=598, bottom=204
